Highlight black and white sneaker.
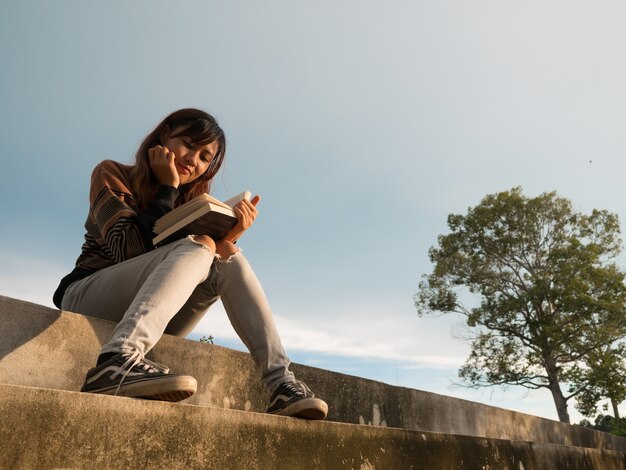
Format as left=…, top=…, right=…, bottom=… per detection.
left=267, top=380, right=328, bottom=420
left=81, top=351, right=197, bottom=402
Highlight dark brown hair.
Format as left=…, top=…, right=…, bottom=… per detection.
left=129, top=108, right=226, bottom=209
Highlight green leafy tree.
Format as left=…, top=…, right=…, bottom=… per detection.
left=592, top=414, right=626, bottom=436
left=571, top=343, right=626, bottom=419
left=415, top=187, right=626, bottom=423
left=612, top=418, right=626, bottom=437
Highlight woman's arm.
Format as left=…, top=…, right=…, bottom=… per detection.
left=134, top=184, right=179, bottom=247
left=89, top=161, right=178, bottom=262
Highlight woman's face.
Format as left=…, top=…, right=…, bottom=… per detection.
left=160, top=130, right=219, bottom=185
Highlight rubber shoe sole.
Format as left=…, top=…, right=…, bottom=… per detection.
left=85, top=375, right=197, bottom=402
left=269, top=397, right=328, bottom=420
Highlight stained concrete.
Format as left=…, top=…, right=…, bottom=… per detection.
left=2, top=294, right=626, bottom=454
left=2, top=383, right=626, bottom=470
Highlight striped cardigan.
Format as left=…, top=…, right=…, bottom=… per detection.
left=53, top=160, right=178, bottom=307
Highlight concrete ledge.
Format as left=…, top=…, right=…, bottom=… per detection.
left=2, top=295, right=625, bottom=452
left=2, top=384, right=626, bottom=470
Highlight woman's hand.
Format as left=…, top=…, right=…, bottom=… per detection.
left=223, top=195, right=261, bottom=242
left=149, top=145, right=179, bottom=188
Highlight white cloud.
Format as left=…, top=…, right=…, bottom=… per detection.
left=191, top=297, right=469, bottom=369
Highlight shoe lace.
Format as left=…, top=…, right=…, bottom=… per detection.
left=110, top=350, right=170, bottom=396
left=283, top=380, right=314, bottom=398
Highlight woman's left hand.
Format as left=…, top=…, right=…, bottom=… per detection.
left=223, top=195, right=261, bottom=242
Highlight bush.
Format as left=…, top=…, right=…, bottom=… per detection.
left=578, top=415, right=626, bottom=436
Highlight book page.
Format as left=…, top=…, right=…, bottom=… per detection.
left=223, top=190, right=251, bottom=208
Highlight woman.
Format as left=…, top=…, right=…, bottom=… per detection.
left=53, top=108, right=328, bottom=420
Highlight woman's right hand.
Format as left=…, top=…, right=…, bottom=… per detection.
left=223, top=195, right=261, bottom=243
left=149, top=145, right=180, bottom=188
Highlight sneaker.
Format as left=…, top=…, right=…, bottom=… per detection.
left=81, top=351, right=197, bottom=402
left=267, top=380, right=328, bottom=420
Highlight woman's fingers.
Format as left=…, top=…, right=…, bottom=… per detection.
left=225, top=195, right=261, bottom=241
left=242, top=199, right=259, bottom=215
left=234, top=202, right=256, bottom=228
left=149, top=145, right=171, bottom=159
left=148, top=145, right=179, bottom=187
left=241, top=202, right=258, bottom=223
left=236, top=206, right=253, bottom=224
left=149, top=146, right=164, bottom=162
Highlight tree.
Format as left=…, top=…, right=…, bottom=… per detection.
left=578, top=414, right=626, bottom=437
left=571, top=342, right=626, bottom=419
left=415, top=187, right=626, bottom=423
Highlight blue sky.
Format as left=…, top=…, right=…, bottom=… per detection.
left=2, top=1, right=626, bottom=423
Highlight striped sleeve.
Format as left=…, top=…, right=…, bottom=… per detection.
left=88, top=161, right=150, bottom=263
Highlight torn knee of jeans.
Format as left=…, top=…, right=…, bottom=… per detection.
left=216, top=248, right=242, bottom=264
left=187, top=235, right=215, bottom=254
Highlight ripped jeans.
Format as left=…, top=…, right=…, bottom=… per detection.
left=61, top=236, right=295, bottom=392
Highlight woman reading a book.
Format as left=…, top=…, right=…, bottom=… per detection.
left=53, top=108, right=327, bottom=420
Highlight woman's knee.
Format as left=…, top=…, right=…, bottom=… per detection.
left=191, top=235, right=216, bottom=254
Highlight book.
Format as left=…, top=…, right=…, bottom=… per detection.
left=152, top=190, right=251, bottom=245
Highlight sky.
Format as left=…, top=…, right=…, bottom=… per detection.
left=2, top=0, right=626, bottom=423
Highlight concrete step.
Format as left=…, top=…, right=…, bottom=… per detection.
left=2, top=295, right=626, bottom=454
left=2, top=383, right=626, bottom=470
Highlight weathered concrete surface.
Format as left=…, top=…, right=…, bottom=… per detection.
left=2, top=294, right=626, bottom=452
left=2, top=383, right=626, bottom=470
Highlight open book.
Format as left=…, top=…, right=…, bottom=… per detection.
left=152, top=191, right=251, bottom=246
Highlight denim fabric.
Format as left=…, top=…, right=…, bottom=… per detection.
left=62, top=236, right=295, bottom=392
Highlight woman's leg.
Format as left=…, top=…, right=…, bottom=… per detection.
left=207, top=250, right=327, bottom=419
left=61, top=237, right=216, bottom=401
left=207, top=251, right=295, bottom=392
left=162, top=250, right=294, bottom=392
left=62, top=236, right=215, bottom=356
left=162, top=266, right=221, bottom=337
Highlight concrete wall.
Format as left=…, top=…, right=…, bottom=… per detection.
left=3, top=383, right=626, bottom=470
left=2, top=294, right=625, bottom=453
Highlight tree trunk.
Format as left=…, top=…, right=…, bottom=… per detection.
left=547, top=380, right=570, bottom=423
left=544, top=353, right=570, bottom=423
left=611, top=398, right=621, bottom=420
